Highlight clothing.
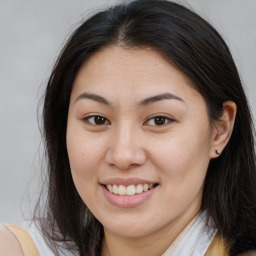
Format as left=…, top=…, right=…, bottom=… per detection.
left=163, top=210, right=229, bottom=255
left=205, top=235, right=229, bottom=256
left=22, top=221, right=58, bottom=256
left=4, top=224, right=40, bottom=256
left=6, top=211, right=229, bottom=255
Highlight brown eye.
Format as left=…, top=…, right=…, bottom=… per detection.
left=145, top=115, right=174, bottom=126
left=154, top=116, right=166, bottom=125
left=84, top=115, right=109, bottom=125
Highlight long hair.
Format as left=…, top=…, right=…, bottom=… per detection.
left=37, top=0, right=256, bottom=255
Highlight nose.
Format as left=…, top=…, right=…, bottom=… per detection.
left=105, top=124, right=146, bottom=170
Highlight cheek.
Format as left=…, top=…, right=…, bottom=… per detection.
left=149, top=136, right=209, bottom=216
left=66, top=127, right=108, bottom=198
left=149, top=126, right=211, bottom=192
left=66, top=131, right=108, bottom=212
left=67, top=128, right=104, bottom=169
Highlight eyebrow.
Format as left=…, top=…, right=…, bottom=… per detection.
left=138, top=93, right=184, bottom=107
left=74, top=92, right=184, bottom=107
left=75, top=93, right=111, bottom=106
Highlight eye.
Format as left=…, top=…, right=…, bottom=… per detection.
left=145, top=115, right=174, bottom=126
left=83, top=115, right=110, bottom=126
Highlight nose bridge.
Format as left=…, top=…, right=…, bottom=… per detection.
left=115, top=121, right=134, bottom=147
left=105, top=120, right=146, bottom=169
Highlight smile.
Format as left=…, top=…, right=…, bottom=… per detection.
left=105, top=184, right=156, bottom=196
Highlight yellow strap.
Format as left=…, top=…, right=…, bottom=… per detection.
left=5, top=224, right=40, bottom=256
left=205, top=234, right=229, bottom=256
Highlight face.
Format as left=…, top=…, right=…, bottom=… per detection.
left=66, top=46, right=215, bottom=239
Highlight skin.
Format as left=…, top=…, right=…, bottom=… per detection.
left=0, top=224, right=24, bottom=256
left=66, top=46, right=236, bottom=256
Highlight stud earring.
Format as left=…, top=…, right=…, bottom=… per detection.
left=215, top=150, right=221, bottom=155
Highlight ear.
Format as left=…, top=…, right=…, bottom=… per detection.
left=210, top=101, right=237, bottom=159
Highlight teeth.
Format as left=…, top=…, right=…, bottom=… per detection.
left=106, top=184, right=113, bottom=193
left=127, top=185, right=136, bottom=196
left=143, top=184, right=149, bottom=191
left=113, top=184, right=118, bottom=194
left=118, top=185, right=126, bottom=196
left=105, top=184, right=155, bottom=196
left=136, top=184, right=144, bottom=194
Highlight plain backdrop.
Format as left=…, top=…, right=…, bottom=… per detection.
left=0, top=0, right=255, bottom=225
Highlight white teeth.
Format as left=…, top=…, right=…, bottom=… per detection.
left=136, top=184, right=144, bottom=194
left=113, top=184, right=118, bottom=194
left=105, top=183, right=155, bottom=196
left=143, top=184, right=149, bottom=192
left=127, top=185, right=136, bottom=196
left=118, top=185, right=126, bottom=196
left=106, top=184, right=113, bottom=193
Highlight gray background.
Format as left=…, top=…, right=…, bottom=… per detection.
left=0, top=0, right=255, bottom=225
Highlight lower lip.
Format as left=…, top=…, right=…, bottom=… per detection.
left=101, top=185, right=158, bottom=208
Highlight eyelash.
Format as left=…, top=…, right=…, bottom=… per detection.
left=82, top=115, right=174, bottom=127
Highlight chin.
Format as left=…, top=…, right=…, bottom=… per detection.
left=108, top=227, right=153, bottom=238
left=102, top=217, right=160, bottom=238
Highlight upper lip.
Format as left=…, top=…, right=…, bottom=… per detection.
left=100, top=178, right=159, bottom=186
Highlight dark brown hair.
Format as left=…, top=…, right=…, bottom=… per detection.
left=36, top=0, right=256, bottom=255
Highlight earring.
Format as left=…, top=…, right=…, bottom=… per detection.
left=215, top=150, right=221, bottom=155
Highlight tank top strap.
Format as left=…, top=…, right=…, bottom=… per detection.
left=204, top=234, right=230, bottom=256
left=5, top=224, right=40, bottom=256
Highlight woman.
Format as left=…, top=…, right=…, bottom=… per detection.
left=1, top=0, right=256, bottom=255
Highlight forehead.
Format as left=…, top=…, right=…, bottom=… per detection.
left=71, top=45, right=202, bottom=106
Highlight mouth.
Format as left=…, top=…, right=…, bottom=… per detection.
left=104, top=183, right=158, bottom=196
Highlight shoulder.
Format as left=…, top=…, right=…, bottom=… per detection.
left=23, top=221, right=77, bottom=256
left=0, top=224, right=24, bottom=256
